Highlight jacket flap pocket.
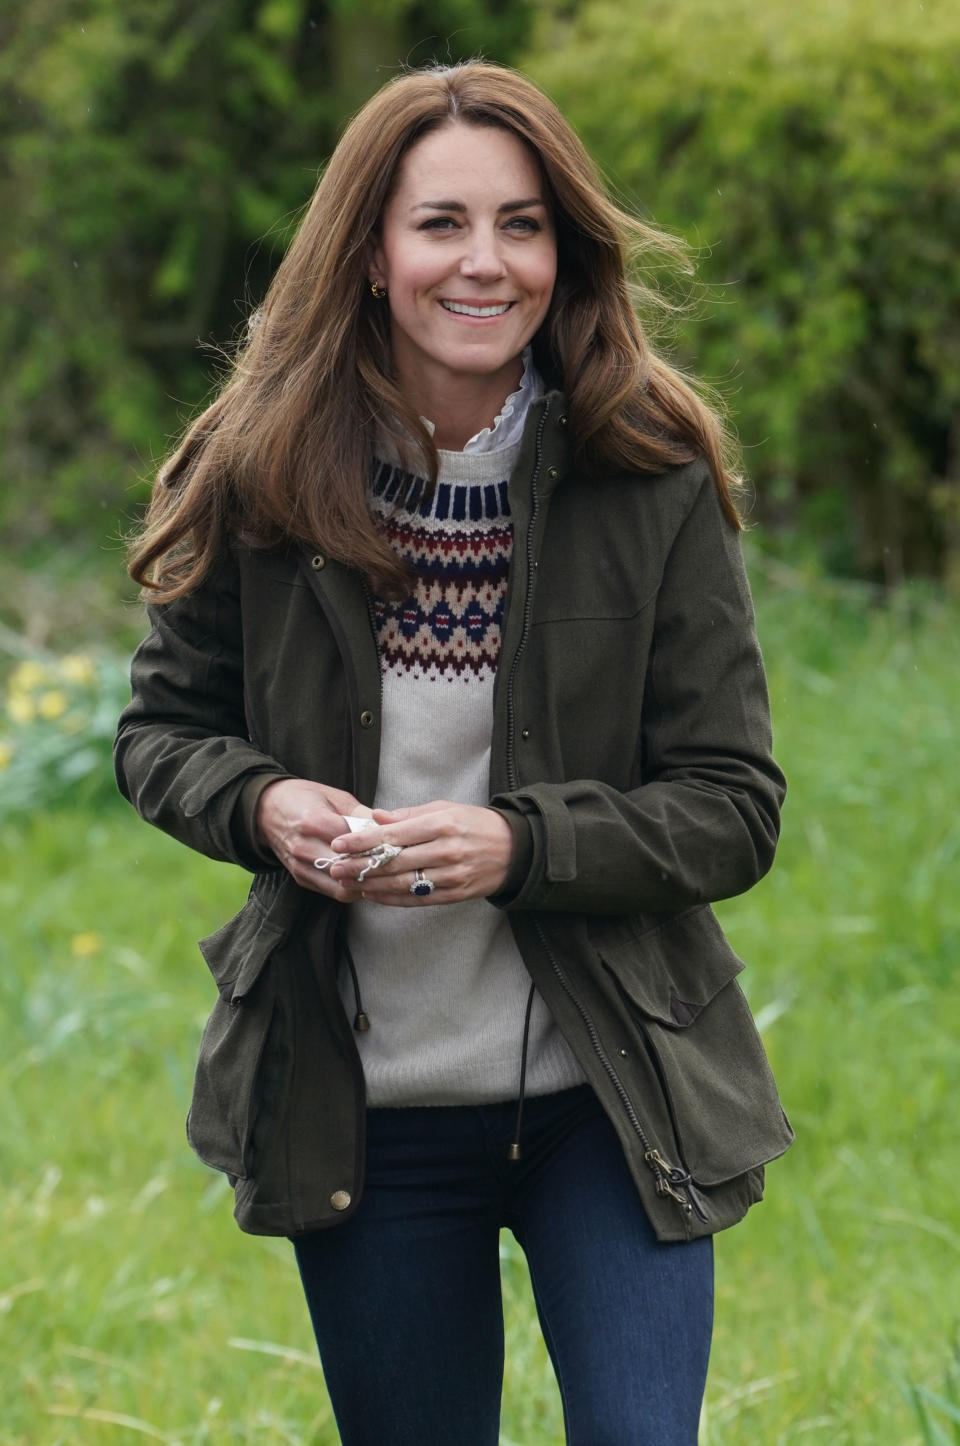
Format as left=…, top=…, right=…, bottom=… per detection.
left=199, top=900, right=286, bottom=1003
left=595, top=906, right=744, bottom=1027
left=594, top=907, right=792, bottom=1187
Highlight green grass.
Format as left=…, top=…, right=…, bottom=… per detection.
left=1, top=571, right=958, bottom=1444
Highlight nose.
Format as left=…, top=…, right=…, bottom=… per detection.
left=458, top=226, right=507, bottom=282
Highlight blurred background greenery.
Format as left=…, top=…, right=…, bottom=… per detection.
left=3, top=0, right=959, bottom=584
left=2, top=1, right=958, bottom=1443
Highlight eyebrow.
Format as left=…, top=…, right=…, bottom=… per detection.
left=411, top=197, right=546, bottom=215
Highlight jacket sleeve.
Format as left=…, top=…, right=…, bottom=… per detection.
left=489, top=470, right=786, bottom=915
left=114, top=550, right=290, bottom=871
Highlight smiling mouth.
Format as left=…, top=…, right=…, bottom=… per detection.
left=439, top=300, right=514, bottom=318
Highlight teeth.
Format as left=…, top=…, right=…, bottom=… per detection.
left=440, top=301, right=512, bottom=317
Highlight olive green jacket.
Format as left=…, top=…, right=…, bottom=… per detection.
left=115, top=393, right=792, bottom=1243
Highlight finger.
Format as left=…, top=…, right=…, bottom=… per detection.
left=304, top=809, right=359, bottom=843
left=329, top=816, right=500, bottom=885
left=356, top=881, right=446, bottom=907
left=279, top=832, right=366, bottom=890
left=269, top=818, right=354, bottom=866
left=371, top=802, right=452, bottom=823
left=327, top=829, right=387, bottom=856
left=282, top=860, right=359, bottom=902
left=330, top=812, right=453, bottom=855
left=285, top=838, right=397, bottom=902
left=344, top=861, right=470, bottom=902
left=328, top=840, right=434, bottom=886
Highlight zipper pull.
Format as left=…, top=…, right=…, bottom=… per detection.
left=646, top=1150, right=690, bottom=1210
left=644, top=1150, right=710, bottom=1222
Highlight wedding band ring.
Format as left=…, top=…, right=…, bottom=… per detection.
left=409, top=869, right=435, bottom=898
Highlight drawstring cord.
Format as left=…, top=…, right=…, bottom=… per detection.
left=341, top=936, right=370, bottom=1033
left=340, top=926, right=536, bottom=1152
left=508, top=981, right=537, bottom=1161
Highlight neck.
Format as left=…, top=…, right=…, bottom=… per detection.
left=396, top=359, right=525, bottom=451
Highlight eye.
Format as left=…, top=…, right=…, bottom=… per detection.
left=419, top=216, right=459, bottom=232
left=504, top=215, right=542, bottom=234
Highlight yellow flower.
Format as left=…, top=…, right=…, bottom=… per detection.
left=8, top=659, right=49, bottom=693
left=59, top=654, right=96, bottom=686
left=38, top=690, right=68, bottom=720
left=7, top=693, right=35, bottom=725
left=70, top=932, right=102, bottom=958
left=0, top=740, right=13, bottom=770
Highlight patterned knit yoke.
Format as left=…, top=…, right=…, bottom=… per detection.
left=368, top=461, right=513, bottom=686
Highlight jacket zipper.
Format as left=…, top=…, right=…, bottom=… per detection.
left=504, top=410, right=707, bottom=1228
left=504, top=406, right=548, bottom=790
left=361, top=580, right=383, bottom=708
left=535, top=921, right=707, bottom=1223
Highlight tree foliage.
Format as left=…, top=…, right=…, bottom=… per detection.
left=526, top=0, right=960, bottom=582
left=3, top=0, right=959, bottom=582
left=0, top=0, right=535, bottom=539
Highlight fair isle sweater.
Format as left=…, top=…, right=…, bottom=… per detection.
left=341, top=395, right=585, bottom=1107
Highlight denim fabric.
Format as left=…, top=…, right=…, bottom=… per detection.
left=293, top=1084, right=713, bottom=1445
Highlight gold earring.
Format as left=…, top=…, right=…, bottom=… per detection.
left=370, top=281, right=387, bottom=299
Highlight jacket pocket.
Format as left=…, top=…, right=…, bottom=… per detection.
left=186, top=899, right=290, bottom=1179
left=595, top=906, right=793, bottom=1188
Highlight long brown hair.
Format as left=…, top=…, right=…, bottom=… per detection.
left=129, top=61, right=740, bottom=602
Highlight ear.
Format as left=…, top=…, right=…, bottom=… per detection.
left=366, top=238, right=387, bottom=290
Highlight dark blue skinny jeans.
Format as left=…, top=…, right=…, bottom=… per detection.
left=293, top=1084, right=713, bottom=1445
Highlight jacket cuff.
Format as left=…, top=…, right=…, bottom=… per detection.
left=486, top=806, right=534, bottom=906
left=229, top=772, right=292, bottom=870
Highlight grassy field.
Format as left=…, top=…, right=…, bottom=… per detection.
left=2, top=567, right=959, bottom=1445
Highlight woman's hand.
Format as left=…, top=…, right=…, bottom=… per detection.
left=327, top=801, right=513, bottom=907
left=256, top=779, right=374, bottom=899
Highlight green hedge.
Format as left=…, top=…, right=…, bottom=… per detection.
left=525, top=0, right=960, bottom=582
left=0, top=0, right=535, bottom=541
left=4, top=0, right=958, bottom=583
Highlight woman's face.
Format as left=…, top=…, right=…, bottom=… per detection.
left=369, top=122, right=557, bottom=412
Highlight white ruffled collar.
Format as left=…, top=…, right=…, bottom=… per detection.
left=420, top=347, right=544, bottom=455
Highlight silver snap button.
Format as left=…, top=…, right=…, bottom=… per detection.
left=360, top=710, right=374, bottom=729
left=330, top=1190, right=352, bottom=1211
left=311, top=554, right=325, bottom=569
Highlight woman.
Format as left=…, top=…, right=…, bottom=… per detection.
left=116, top=60, right=792, bottom=1446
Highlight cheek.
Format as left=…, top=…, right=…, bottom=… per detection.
left=532, top=267, right=557, bottom=316
left=527, top=245, right=557, bottom=305
left=386, top=247, right=446, bottom=299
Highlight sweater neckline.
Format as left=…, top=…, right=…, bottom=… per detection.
left=374, top=350, right=544, bottom=482
left=419, top=346, right=543, bottom=455
left=372, top=433, right=524, bottom=494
